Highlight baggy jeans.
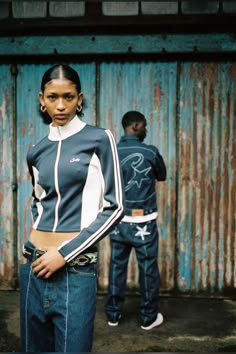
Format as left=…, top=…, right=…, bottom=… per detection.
left=105, top=219, right=160, bottom=327
left=20, top=241, right=97, bottom=352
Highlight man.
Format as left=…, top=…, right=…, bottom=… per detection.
left=105, top=110, right=166, bottom=330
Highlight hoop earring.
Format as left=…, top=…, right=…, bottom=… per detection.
left=76, top=104, right=82, bottom=113
left=40, top=105, right=47, bottom=113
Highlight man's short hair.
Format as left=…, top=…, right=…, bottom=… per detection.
left=122, top=111, right=145, bottom=129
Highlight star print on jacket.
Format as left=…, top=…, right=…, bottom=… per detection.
left=121, top=153, right=151, bottom=191
left=117, top=134, right=166, bottom=212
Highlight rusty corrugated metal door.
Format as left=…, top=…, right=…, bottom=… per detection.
left=178, top=62, right=236, bottom=294
left=98, top=62, right=177, bottom=292
left=17, top=64, right=49, bottom=260
left=1, top=60, right=235, bottom=295
left=0, top=65, right=15, bottom=289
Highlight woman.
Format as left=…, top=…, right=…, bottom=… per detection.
left=20, top=64, right=124, bottom=352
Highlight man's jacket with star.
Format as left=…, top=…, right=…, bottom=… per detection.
left=117, top=134, right=166, bottom=223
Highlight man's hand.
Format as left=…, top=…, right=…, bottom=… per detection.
left=31, top=247, right=66, bottom=279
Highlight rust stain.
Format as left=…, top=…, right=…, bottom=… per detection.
left=21, top=122, right=26, bottom=138
left=231, top=63, right=236, bottom=81
left=154, top=83, right=161, bottom=111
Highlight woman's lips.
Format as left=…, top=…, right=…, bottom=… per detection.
left=54, top=114, right=67, bottom=119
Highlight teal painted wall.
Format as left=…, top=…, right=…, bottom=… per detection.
left=0, top=36, right=235, bottom=295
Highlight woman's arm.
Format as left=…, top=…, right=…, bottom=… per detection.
left=58, top=129, right=125, bottom=263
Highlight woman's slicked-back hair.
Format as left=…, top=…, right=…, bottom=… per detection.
left=39, top=64, right=85, bottom=124
left=122, top=111, right=145, bottom=129
left=41, top=64, right=82, bottom=93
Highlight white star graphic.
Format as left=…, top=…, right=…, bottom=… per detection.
left=128, top=166, right=151, bottom=189
left=112, top=228, right=119, bottom=236
left=121, top=153, right=151, bottom=191
left=134, top=225, right=150, bottom=240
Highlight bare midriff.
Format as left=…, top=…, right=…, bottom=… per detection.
left=30, top=229, right=79, bottom=249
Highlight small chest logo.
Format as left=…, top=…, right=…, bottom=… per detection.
left=70, top=157, right=80, bottom=163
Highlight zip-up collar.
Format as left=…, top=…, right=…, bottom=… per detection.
left=48, top=115, right=86, bottom=141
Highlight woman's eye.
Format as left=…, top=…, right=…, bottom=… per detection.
left=46, top=95, right=75, bottom=101
left=47, top=95, right=56, bottom=101
left=66, top=95, right=74, bottom=100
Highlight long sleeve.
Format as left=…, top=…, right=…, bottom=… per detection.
left=58, top=129, right=125, bottom=262
left=153, top=148, right=167, bottom=181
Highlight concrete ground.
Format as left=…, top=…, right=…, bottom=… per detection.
left=0, top=290, right=236, bottom=352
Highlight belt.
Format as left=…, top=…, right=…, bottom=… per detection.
left=22, top=245, right=98, bottom=267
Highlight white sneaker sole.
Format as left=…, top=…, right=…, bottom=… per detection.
left=141, top=313, right=164, bottom=330
left=108, top=314, right=121, bottom=327
left=108, top=321, right=119, bottom=326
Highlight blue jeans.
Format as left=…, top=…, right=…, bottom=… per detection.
left=20, top=241, right=97, bottom=352
left=105, top=220, right=160, bottom=326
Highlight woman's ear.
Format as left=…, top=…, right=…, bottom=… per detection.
left=38, top=92, right=44, bottom=106
left=78, top=92, right=83, bottom=105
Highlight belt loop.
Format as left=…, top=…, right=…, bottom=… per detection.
left=22, top=243, right=40, bottom=261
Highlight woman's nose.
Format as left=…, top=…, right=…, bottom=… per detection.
left=56, top=99, right=65, bottom=110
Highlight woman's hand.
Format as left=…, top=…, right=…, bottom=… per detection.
left=31, top=247, right=66, bottom=279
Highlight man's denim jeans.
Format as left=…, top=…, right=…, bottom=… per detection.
left=20, top=241, right=97, bottom=352
left=105, top=219, right=160, bottom=326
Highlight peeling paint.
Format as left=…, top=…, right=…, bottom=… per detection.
left=0, top=61, right=235, bottom=294
left=178, top=62, right=236, bottom=294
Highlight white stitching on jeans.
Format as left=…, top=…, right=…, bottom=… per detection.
left=25, top=268, right=32, bottom=351
left=64, top=268, right=69, bottom=352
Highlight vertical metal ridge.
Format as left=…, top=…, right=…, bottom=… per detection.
left=10, top=63, right=18, bottom=289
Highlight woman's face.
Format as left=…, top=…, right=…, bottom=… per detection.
left=39, top=78, right=83, bottom=127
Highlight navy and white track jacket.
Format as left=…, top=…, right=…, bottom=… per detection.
left=27, top=115, right=124, bottom=262
left=117, top=134, right=166, bottom=223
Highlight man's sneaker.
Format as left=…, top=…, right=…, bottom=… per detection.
left=107, top=315, right=121, bottom=327
left=141, top=313, right=164, bottom=330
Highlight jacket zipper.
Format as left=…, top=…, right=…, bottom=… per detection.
left=53, top=127, right=62, bottom=231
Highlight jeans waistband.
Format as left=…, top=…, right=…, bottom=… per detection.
left=22, top=244, right=98, bottom=267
